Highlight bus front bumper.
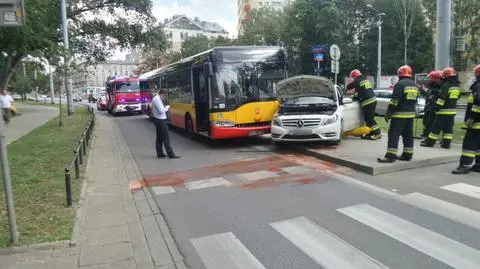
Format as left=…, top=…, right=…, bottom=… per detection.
left=210, top=125, right=271, bottom=139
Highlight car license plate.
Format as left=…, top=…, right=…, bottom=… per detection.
left=248, top=130, right=265, bottom=136
left=289, top=129, right=312, bottom=135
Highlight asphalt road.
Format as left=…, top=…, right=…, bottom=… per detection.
left=116, top=114, right=480, bottom=269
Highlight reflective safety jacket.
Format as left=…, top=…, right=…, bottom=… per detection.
left=425, top=82, right=442, bottom=109
left=387, top=77, right=419, bottom=118
left=346, top=75, right=377, bottom=107
left=435, top=78, right=461, bottom=115
left=463, top=79, right=480, bottom=130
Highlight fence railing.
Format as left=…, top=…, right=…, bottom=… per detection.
left=64, top=105, right=95, bottom=207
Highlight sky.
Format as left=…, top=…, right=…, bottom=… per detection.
left=111, top=0, right=237, bottom=60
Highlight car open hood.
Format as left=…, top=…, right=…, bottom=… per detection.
left=276, top=75, right=335, bottom=98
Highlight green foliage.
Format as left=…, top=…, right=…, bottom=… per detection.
left=180, top=35, right=234, bottom=59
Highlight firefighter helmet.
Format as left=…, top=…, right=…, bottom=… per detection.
left=427, top=70, right=442, bottom=81
left=350, top=69, right=362, bottom=79
left=474, top=64, right=480, bottom=77
left=398, top=65, right=413, bottom=77
left=443, top=67, right=457, bottom=77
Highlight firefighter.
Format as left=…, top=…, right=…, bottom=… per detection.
left=452, top=64, right=480, bottom=174
left=421, top=67, right=461, bottom=149
left=346, top=69, right=381, bottom=140
left=378, top=65, right=419, bottom=163
left=421, top=70, right=443, bottom=138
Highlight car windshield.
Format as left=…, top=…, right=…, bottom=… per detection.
left=212, top=63, right=285, bottom=110
left=282, top=96, right=335, bottom=106
left=116, top=81, right=140, bottom=93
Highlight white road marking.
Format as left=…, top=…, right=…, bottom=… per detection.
left=271, top=216, right=389, bottom=269
left=190, top=232, right=266, bottom=269
left=184, top=177, right=232, bottom=190
left=441, top=183, right=480, bottom=200
left=151, top=186, right=176, bottom=195
left=338, top=204, right=480, bottom=269
left=237, top=170, right=278, bottom=181
left=400, top=192, right=480, bottom=230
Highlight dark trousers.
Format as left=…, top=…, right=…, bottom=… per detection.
left=154, top=118, right=174, bottom=157
left=363, top=103, right=381, bottom=136
left=422, top=108, right=436, bottom=136
left=2, top=108, right=10, bottom=124
left=460, top=129, right=480, bottom=167
left=426, top=114, right=455, bottom=147
left=385, top=118, right=414, bottom=159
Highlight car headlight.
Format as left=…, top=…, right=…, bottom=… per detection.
left=272, top=118, right=282, bottom=126
left=212, top=120, right=235, bottom=127
left=322, top=115, right=338, bottom=126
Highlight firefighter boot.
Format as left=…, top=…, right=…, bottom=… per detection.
left=398, top=153, right=412, bottom=161
left=452, top=166, right=471, bottom=175
left=377, top=153, right=397, bottom=163
left=441, top=140, right=451, bottom=149
left=420, top=139, right=435, bottom=147
left=470, top=165, right=480, bottom=173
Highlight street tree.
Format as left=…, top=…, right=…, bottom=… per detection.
left=391, top=0, right=420, bottom=64
left=180, top=35, right=234, bottom=59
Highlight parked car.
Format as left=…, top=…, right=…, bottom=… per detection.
left=96, top=96, right=108, bottom=111
left=374, top=89, right=425, bottom=117
left=73, top=95, right=82, bottom=102
left=271, top=75, right=364, bottom=144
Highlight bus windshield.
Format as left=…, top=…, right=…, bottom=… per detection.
left=212, top=63, right=285, bottom=110
left=116, top=81, right=140, bottom=93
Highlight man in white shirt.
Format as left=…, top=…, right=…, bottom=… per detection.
left=0, top=90, right=14, bottom=124
left=152, top=90, right=180, bottom=159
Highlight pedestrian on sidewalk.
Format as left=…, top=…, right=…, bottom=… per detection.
left=0, top=89, right=14, bottom=124
left=152, top=89, right=180, bottom=159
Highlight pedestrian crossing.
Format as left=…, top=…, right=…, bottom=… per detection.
left=190, top=181, right=480, bottom=269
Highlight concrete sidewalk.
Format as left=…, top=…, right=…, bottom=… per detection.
left=0, top=114, right=185, bottom=269
left=6, top=103, right=58, bottom=144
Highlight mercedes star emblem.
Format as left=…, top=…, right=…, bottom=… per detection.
left=296, top=120, right=304, bottom=128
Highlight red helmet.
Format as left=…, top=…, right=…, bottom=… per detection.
left=350, top=69, right=362, bottom=79
left=474, top=64, right=480, bottom=77
left=398, top=65, right=413, bottom=77
left=427, top=70, right=442, bottom=81
left=443, top=67, right=456, bottom=77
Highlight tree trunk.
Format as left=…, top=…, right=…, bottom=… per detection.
left=0, top=54, right=23, bottom=90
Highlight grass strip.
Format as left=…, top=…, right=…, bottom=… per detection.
left=0, top=106, right=91, bottom=247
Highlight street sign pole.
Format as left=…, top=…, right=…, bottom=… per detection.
left=330, top=44, right=341, bottom=85
left=0, top=0, right=24, bottom=244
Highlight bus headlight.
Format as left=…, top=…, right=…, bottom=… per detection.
left=272, top=117, right=282, bottom=126
left=322, top=115, right=338, bottom=126
left=212, top=120, right=235, bottom=127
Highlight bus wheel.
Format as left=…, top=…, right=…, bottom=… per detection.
left=185, top=115, right=194, bottom=138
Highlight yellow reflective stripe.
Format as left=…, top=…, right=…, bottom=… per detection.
left=428, top=133, right=439, bottom=140
left=371, top=125, right=380, bottom=131
left=387, top=148, right=398, bottom=154
left=468, top=95, right=474, bottom=104
left=472, top=105, right=480, bottom=113
left=448, top=87, right=461, bottom=99
left=391, top=112, right=416, bottom=118
left=436, top=99, right=445, bottom=106
left=389, top=99, right=399, bottom=106
left=443, top=135, right=453, bottom=140
left=403, top=147, right=414, bottom=153
left=473, top=123, right=480, bottom=129
left=361, top=97, right=377, bottom=107
left=436, top=109, right=457, bottom=115
left=462, top=151, right=476, bottom=158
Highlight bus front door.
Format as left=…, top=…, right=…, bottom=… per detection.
left=192, top=66, right=209, bottom=133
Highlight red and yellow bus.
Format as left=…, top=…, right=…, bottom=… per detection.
left=140, top=46, right=288, bottom=139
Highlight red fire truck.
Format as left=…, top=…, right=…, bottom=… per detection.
left=105, top=75, right=142, bottom=116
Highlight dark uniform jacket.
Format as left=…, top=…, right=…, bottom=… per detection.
left=463, top=79, right=480, bottom=130
left=346, top=75, right=377, bottom=107
left=425, top=82, right=442, bottom=110
left=387, top=77, right=419, bottom=118
left=435, top=77, right=461, bottom=115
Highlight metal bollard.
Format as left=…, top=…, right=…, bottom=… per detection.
left=65, top=167, right=72, bottom=207
left=74, top=152, right=80, bottom=179
left=78, top=142, right=83, bottom=165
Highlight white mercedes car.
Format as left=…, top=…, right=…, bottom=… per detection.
left=271, top=75, right=364, bottom=144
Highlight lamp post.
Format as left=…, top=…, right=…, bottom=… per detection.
left=367, top=4, right=386, bottom=88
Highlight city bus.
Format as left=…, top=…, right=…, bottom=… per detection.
left=105, top=75, right=142, bottom=115
left=140, top=46, right=288, bottom=139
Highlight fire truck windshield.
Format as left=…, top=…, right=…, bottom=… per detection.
left=116, top=82, right=140, bottom=93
